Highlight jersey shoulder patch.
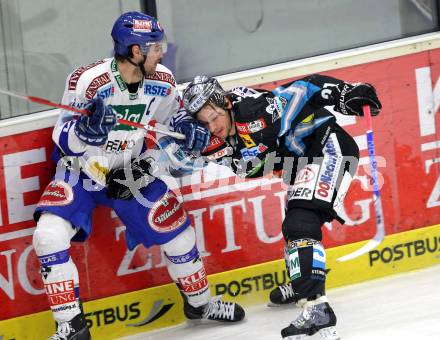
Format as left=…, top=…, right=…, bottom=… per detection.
left=145, top=64, right=176, bottom=87
left=230, top=86, right=260, bottom=98
left=84, top=72, right=112, bottom=100
left=68, top=59, right=108, bottom=91
left=233, top=93, right=273, bottom=122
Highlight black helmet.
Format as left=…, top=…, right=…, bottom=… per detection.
left=182, top=75, right=227, bottom=115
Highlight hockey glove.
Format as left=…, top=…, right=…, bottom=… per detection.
left=106, top=159, right=153, bottom=200
left=331, top=82, right=381, bottom=116
left=74, top=98, right=117, bottom=146
left=175, top=119, right=211, bottom=152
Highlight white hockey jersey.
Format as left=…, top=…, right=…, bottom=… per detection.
left=53, top=58, right=189, bottom=185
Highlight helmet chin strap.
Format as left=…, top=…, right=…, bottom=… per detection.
left=126, top=54, right=147, bottom=78
left=138, top=55, right=147, bottom=77
left=229, top=109, right=235, bottom=136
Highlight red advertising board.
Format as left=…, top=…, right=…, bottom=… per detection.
left=1, top=49, right=440, bottom=320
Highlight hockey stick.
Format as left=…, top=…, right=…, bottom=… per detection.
left=336, top=105, right=385, bottom=262
left=115, top=119, right=185, bottom=140
left=0, top=88, right=185, bottom=140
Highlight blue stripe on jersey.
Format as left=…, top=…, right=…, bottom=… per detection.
left=58, top=121, right=85, bottom=156
left=274, top=81, right=321, bottom=137
left=284, top=116, right=333, bottom=155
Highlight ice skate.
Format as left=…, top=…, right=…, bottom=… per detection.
left=49, top=312, right=91, bottom=340
left=184, top=295, right=245, bottom=322
left=268, top=283, right=297, bottom=306
left=281, top=296, right=340, bottom=340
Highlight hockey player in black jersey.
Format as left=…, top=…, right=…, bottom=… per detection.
left=182, top=74, right=381, bottom=339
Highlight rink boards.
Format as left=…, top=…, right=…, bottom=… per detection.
left=2, top=32, right=440, bottom=338
left=1, top=223, right=439, bottom=339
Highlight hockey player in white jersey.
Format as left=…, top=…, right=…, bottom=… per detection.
left=32, top=12, right=244, bottom=340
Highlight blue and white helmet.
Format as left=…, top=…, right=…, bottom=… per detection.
left=111, top=11, right=166, bottom=57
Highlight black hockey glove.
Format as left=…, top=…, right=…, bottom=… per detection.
left=106, top=159, right=153, bottom=200
left=331, top=82, right=381, bottom=116
left=74, top=98, right=117, bottom=146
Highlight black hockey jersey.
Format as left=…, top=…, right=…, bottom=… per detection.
left=207, top=74, right=348, bottom=178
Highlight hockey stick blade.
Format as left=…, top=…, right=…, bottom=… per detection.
left=337, top=105, right=385, bottom=262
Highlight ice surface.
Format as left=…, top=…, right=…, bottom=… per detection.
left=121, top=265, right=440, bottom=340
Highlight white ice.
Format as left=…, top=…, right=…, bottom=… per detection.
left=121, top=265, right=440, bottom=340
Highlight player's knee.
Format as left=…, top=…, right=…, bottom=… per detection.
left=282, top=208, right=323, bottom=241
left=161, top=226, right=196, bottom=257
left=32, top=214, right=73, bottom=256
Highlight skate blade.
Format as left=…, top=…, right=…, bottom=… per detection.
left=267, top=302, right=298, bottom=308
left=286, top=335, right=308, bottom=340
left=318, top=326, right=340, bottom=340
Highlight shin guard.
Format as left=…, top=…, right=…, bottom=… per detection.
left=284, top=238, right=326, bottom=301
left=161, top=227, right=210, bottom=307
left=33, top=214, right=81, bottom=322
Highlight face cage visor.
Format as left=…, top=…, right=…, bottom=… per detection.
left=140, top=35, right=168, bottom=57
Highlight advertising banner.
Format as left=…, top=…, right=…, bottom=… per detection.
left=2, top=223, right=439, bottom=339
left=1, top=48, right=440, bottom=322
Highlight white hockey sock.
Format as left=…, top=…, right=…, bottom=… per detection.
left=161, top=227, right=210, bottom=307
left=40, top=256, right=81, bottom=322
left=33, top=213, right=81, bottom=322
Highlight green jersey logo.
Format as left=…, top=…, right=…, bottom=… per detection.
left=112, top=104, right=147, bottom=131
